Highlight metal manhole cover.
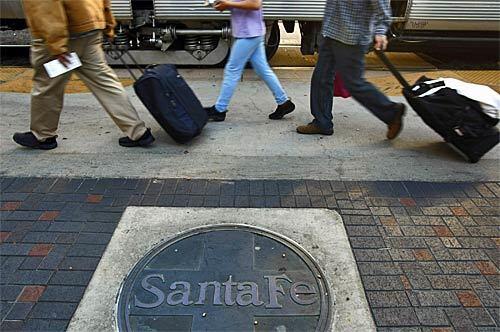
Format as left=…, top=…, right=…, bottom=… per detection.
left=116, top=225, right=331, bottom=331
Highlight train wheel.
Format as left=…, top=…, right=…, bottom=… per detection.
left=265, top=22, right=280, bottom=60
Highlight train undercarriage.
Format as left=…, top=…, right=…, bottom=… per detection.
left=0, top=0, right=498, bottom=65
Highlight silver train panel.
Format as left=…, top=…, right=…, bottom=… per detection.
left=0, top=0, right=24, bottom=19
left=1, top=0, right=499, bottom=33
left=153, top=0, right=325, bottom=20
left=111, top=0, right=133, bottom=20
left=0, top=0, right=133, bottom=20
left=406, top=0, right=500, bottom=31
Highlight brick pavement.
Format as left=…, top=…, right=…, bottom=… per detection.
left=0, top=177, right=499, bottom=331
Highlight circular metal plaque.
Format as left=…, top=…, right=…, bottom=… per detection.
left=116, top=225, right=331, bottom=331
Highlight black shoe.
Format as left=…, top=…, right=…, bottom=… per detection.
left=119, top=128, right=155, bottom=147
left=269, top=100, right=296, bottom=120
left=204, top=106, right=226, bottom=122
left=12, top=132, right=57, bottom=150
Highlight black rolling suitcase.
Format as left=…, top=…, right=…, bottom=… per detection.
left=134, top=65, right=208, bottom=143
left=376, top=51, right=499, bottom=163
left=112, top=50, right=208, bottom=143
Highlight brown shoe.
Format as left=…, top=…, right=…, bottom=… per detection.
left=386, top=103, right=406, bottom=140
left=296, top=123, right=334, bottom=135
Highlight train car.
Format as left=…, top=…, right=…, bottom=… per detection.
left=389, top=0, right=500, bottom=53
left=1, top=0, right=499, bottom=65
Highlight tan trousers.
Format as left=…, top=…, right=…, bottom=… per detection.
left=30, top=32, right=146, bottom=141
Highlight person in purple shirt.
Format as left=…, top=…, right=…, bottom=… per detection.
left=204, top=0, right=295, bottom=122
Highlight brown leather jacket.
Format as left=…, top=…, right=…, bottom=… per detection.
left=22, top=0, right=116, bottom=55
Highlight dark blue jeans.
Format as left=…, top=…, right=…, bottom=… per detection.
left=311, top=37, right=398, bottom=131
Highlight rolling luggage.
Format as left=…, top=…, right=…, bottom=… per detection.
left=376, top=51, right=499, bottom=163
left=111, top=50, right=208, bottom=143
left=134, top=65, right=208, bottom=143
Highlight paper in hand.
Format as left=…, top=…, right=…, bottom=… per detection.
left=203, top=0, right=217, bottom=6
left=43, top=52, right=82, bottom=78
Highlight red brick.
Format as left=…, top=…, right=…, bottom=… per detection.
left=456, top=291, right=482, bottom=307
left=432, top=226, right=453, bottom=237
left=399, top=198, right=416, bottom=207
left=380, top=216, right=397, bottom=226
left=493, top=238, right=500, bottom=247
left=17, top=286, right=46, bottom=302
left=28, top=244, right=54, bottom=257
left=86, top=195, right=103, bottom=203
left=0, top=232, right=11, bottom=243
left=38, top=211, right=60, bottom=221
left=349, top=192, right=364, bottom=200
left=450, top=206, right=469, bottom=216
left=475, top=261, right=498, bottom=275
left=401, top=275, right=412, bottom=290
left=0, top=202, right=21, bottom=211
left=431, top=329, right=453, bottom=332
left=414, top=249, right=434, bottom=261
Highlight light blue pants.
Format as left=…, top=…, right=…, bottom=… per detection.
left=215, top=36, right=289, bottom=112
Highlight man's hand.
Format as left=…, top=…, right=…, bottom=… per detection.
left=374, top=35, right=388, bottom=51
left=57, top=53, right=71, bottom=68
left=214, top=0, right=231, bottom=11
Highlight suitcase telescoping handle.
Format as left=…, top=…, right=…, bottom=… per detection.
left=105, top=44, right=144, bottom=81
left=375, top=50, right=412, bottom=90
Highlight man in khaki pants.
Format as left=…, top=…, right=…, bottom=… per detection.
left=13, top=0, right=154, bottom=149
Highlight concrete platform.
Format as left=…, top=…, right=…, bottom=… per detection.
left=1, top=75, right=499, bottom=181
left=67, top=208, right=374, bottom=332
